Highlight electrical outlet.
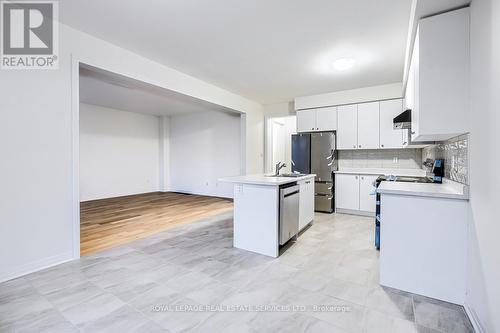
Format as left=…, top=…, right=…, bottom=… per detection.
left=393, top=157, right=399, bottom=164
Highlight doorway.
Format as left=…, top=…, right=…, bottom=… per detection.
left=74, top=63, right=241, bottom=256
left=265, top=115, right=296, bottom=174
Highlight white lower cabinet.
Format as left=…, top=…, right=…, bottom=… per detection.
left=359, top=175, right=379, bottom=212
left=336, top=173, right=378, bottom=214
left=380, top=193, right=467, bottom=304
left=336, top=174, right=360, bottom=211
left=298, top=179, right=315, bottom=230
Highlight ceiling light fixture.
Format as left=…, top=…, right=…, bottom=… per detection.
left=332, top=58, right=356, bottom=71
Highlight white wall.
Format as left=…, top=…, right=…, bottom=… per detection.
left=294, top=83, right=403, bottom=110
left=263, top=101, right=295, bottom=117
left=169, top=111, right=241, bottom=198
left=466, top=0, right=500, bottom=332
left=79, top=104, right=160, bottom=201
left=0, top=22, right=263, bottom=282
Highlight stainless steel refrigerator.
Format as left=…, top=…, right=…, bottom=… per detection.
left=291, top=132, right=337, bottom=213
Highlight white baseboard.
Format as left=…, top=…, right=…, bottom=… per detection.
left=0, top=252, right=74, bottom=283
left=465, top=303, right=486, bottom=333
left=336, top=208, right=375, bottom=217
left=169, top=189, right=233, bottom=199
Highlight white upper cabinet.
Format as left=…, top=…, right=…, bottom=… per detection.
left=296, top=110, right=316, bottom=132
left=315, top=106, right=337, bottom=131
left=410, top=31, right=421, bottom=141
left=357, top=102, right=380, bottom=149
left=405, top=61, right=415, bottom=111
left=406, top=8, right=469, bottom=142
left=296, top=107, right=337, bottom=133
left=380, top=99, right=404, bottom=149
left=298, top=98, right=406, bottom=150
left=337, top=104, right=358, bottom=149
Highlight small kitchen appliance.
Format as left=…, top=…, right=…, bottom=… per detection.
left=432, top=159, right=444, bottom=183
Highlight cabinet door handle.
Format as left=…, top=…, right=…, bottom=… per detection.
left=312, top=127, right=314, bottom=130
left=411, top=131, right=415, bottom=135
left=316, top=128, right=319, bottom=130
left=355, top=176, right=358, bottom=179
left=361, top=176, right=364, bottom=180
left=353, top=145, right=356, bottom=148
left=381, top=144, right=384, bottom=148
left=358, top=145, right=361, bottom=148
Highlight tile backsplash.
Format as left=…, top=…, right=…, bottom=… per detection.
left=422, top=134, right=469, bottom=185
left=338, top=149, right=422, bottom=169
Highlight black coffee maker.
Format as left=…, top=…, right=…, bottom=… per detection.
left=432, top=159, right=444, bottom=183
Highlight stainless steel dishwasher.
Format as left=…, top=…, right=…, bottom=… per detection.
left=279, top=183, right=300, bottom=245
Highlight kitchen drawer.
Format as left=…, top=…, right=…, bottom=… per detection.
left=315, top=195, right=333, bottom=213
left=315, top=182, right=333, bottom=195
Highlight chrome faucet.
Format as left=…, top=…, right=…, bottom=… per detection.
left=275, top=162, right=286, bottom=176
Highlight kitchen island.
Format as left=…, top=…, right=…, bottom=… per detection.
left=219, top=174, right=315, bottom=257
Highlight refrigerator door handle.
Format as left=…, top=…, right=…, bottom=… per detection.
left=326, top=149, right=335, bottom=160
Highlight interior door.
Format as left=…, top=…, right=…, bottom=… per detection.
left=380, top=99, right=404, bottom=149
left=337, top=104, right=358, bottom=149
left=357, top=102, right=380, bottom=149
left=271, top=121, right=285, bottom=168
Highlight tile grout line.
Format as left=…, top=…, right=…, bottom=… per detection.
left=25, top=278, right=85, bottom=333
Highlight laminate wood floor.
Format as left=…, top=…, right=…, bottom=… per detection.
left=80, top=192, right=233, bottom=256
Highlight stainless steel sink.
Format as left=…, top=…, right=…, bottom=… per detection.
left=266, top=173, right=306, bottom=178
left=394, top=176, right=434, bottom=183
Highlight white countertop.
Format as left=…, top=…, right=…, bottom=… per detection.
left=377, top=178, right=469, bottom=200
left=334, top=168, right=427, bottom=177
left=219, top=174, right=316, bottom=186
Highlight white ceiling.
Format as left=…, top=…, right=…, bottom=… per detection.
left=61, top=0, right=413, bottom=104
left=79, top=65, right=236, bottom=116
